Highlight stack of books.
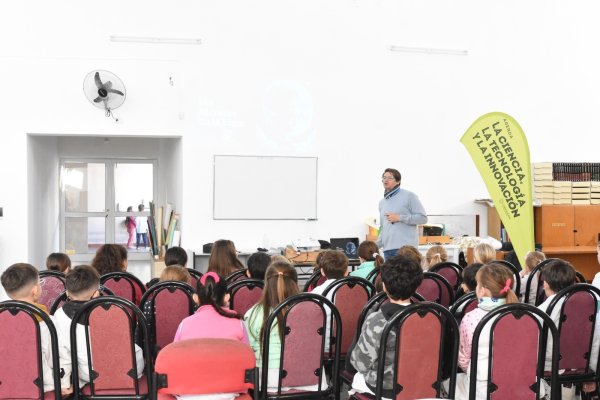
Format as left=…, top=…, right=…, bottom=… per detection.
left=533, top=163, right=554, bottom=205
left=553, top=181, right=571, bottom=205
left=572, top=182, right=591, bottom=205
left=592, top=182, right=600, bottom=205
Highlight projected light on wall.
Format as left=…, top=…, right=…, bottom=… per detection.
left=257, top=79, right=315, bottom=150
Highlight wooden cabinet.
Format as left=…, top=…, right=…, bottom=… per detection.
left=534, top=205, right=600, bottom=247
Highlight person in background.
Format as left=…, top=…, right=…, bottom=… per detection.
left=91, top=244, right=129, bottom=276
left=136, top=204, right=148, bottom=249
left=377, top=168, right=427, bottom=260
left=520, top=250, right=546, bottom=304
left=396, top=245, right=423, bottom=266
left=165, top=246, right=188, bottom=267
left=473, top=243, right=496, bottom=264
left=46, top=252, right=72, bottom=274
left=423, top=245, right=448, bottom=270
left=460, top=263, right=483, bottom=294
left=207, top=239, right=245, bottom=277
left=246, top=252, right=271, bottom=280
left=125, top=206, right=136, bottom=249
left=350, top=241, right=384, bottom=280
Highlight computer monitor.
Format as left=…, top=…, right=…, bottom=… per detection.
left=329, top=237, right=360, bottom=260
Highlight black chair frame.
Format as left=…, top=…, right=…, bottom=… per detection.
left=369, top=302, right=459, bottom=399
left=419, top=272, right=455, bottom=306
left=100, top=271, right=147, bottom=301
left=302, top=269, right=323, bottom=292
left=0, top=300, right=62, bottom=399
left=50, top=285, right=114, bottom=315
left=40, top=270, right=66, bottom=279
left=260, top=292, right=342, bottom=400
left=365, top=268, right=380, bottom=285
left=227, top=278, right=265, bottom=312
left=523, top=258, right=560, bottom=306
left=186, top=268, right=203, bottom=281
left=449, top=292, right=477, bottom=321
left=543, top=283, right=600, bottom=395
left=428, top=261, right=463, bottom=291
left=70, top=296, right=153, bottom=400
left=469, top=303, right=560, bottom=400
left=225, top=269, right=249, bottom=284
left=494, top=259, right=522, bottom=298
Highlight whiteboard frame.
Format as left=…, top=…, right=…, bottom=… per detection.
left=212, top=155, right=318, bottom=220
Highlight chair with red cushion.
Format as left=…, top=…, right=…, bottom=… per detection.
left=70, top=296, right=152, bottom=399
left=259, top=292, right=342, bottom=399
left=416, top=272, right=454, bottom=307
left=228, top=278, right=265, bottom=317
left=350, top=302, right=459, bottom=400
left=0, top=300, right=61, bottom=399
left=153, top=338, right=257, bottom=400
left=469, top=303, right=560, bottom=400
left=186, top=268, right=203, bottom=288
left=302, top=269, right=327, bottom=292
left=49, top=285, right=114, bottom=315
left=139, top=281, right=195, bottom=357
left=450, top=292, right=478, bottom=324
left=428, top=261, right=463, bottom=293
left=543, top=283, right=600, bottom=398
left=100, top=271, right=146, bottom=305
left=225, top=269, right=249, bottom=284
left=523, top=258, right=558, bottom=306
left=39, top=270, right=66, bottom=311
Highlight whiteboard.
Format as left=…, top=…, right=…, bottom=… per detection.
left=213, top=155, right=318, bottom=220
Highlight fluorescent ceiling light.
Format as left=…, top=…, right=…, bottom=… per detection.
left=390, top=46, right=468, bottom=56
left=110, top=36, right=201, bottom=45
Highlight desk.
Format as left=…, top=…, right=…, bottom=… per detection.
left=542, top=246, right=599, bottom=281
left=418, top=245, right=461, bottom=264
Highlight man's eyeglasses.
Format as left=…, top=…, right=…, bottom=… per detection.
left=381, top=176, right=396, bottom=181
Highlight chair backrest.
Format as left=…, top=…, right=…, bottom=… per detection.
left=469, top=303, right=560, bottom=400
left=449, top=292, right=478, bottom=323
left=494, top=259, right=522, bottom=298
left=225, top=269, right=248, bottom=284
left=371, top=302, right=459, bottom=400
left=228, top=279, right=265, bottom=317
left=49, top=285, right=114, bottom=315
left=153, top=338, right=256, bottom=397
left=260, top=293, right=341, bottom=399
left=38, top=272, right=66, bottom=311
left=139, top=281, right=196, bottom=354
left=428, top=262, right=463, bottom=293
left=303, top=269, right=326, bottom=292
left=0, top=301, right=62, bottom=399
left=322, top=276, right=375, bottom=355
left=523, top=258, right=558, bottom=306
left=100, top=271, right=146, bottom=305
left=70, top=296, right=152, bottom=397
left=186, top=268, right=203, bottom=288
left=365, top=267, right=381, bottom=285
left=417, top=272, right=454, bottom=307
left=545, top=283, right=600, bottom=373
left=575, top=271, right=587, bottom=283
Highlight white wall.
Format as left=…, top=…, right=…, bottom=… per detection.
left=2, top=0, right=600, bottom=299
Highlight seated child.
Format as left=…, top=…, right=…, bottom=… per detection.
left=423, top=245, right=448, bottom=270
left=349, top=255, right=423, bottom=398
left=53, top=265, right=145, bottom=390
left=46, top=252, right=72, bottom=274
left=451, top=262, right=519, bottom=399
left=311, top=250, right=349, bottom=296
left=1, top=263, right=68, bottom=395
left=461, top=263, right=483, bottom=294
left=350, top=241, right=384, bottom=280
left=164, top=246, right=188, bottom=267
left=473, top=243, right=496, bottom=264
left=246, top=252, right=271, bottom=280
left=521, top=250, right=546, bottom=304
left=174, top=272, right=248, bottom=343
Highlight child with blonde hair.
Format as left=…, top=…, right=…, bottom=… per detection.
left=473, top=243, right=496, bottom=264
left=450, top=262, right=519, bottom=399
left=424, top=245, right=448, bottom=270
left=520, top=251, right=546, bottom=304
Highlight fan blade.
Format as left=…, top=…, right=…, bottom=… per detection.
left=107, top=89, right=124, bottom=96
left=105, top=81, right=113, bottom=90
left=93, top=96, right=103, bottom=103
left=94, top=72, right=103, bottom=89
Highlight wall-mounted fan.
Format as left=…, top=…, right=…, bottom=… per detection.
left=83, top=70, right=126, bottom=120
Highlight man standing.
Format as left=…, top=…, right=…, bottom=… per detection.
left=378, top=168, right=427, bottom=260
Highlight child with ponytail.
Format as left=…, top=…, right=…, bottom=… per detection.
left=451, top=262, right=519, bottom=399
left=350, top=241, right=384, bottom=279
left=244, top=261, right=318, bottom=391
left=423, top=245, right=448, bottom=270
left=173, top=272, right=248, bottom=343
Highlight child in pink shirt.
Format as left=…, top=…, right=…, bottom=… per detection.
left=174, top=272, right=248, bottom=343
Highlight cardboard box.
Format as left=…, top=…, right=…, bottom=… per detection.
left=284, top=247, right=321, bottom=264
left=152, top=260, right=166, bottom=278
left=419, top=236, right=451, bottom=245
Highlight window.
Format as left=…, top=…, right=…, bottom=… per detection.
left=60, top=160, right=157, bottom=257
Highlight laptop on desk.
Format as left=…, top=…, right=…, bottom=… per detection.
left=329, top=237, right=360, bottom=261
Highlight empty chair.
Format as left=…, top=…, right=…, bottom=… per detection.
left=428, top=261, right=463, bottom=293
left=139, top=281, right=195, bottom=356
left=38, top=270, right=66, bottom=311
left=100, top=271, right=146, bottom=305
left=153, top=338, right=257, bottom=400
left=70, top=296, right=152, bottom=398
left=228, top=278, right=264, bottom=316
left=542, top=283, right=600, bottom=396
left=416, top=272, right=454, bottom=307
left=0, top=300, right=61, bottom=399
left=464, top=303, right=559, bottom=400
left=258, top=292, right=342, bottom=399
left=302, top=269, right=326, bottom=292
left=350, top=302, right=459, bottom=400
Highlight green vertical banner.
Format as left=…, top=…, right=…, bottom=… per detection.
left=461, top=112, right=534, bottom=265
